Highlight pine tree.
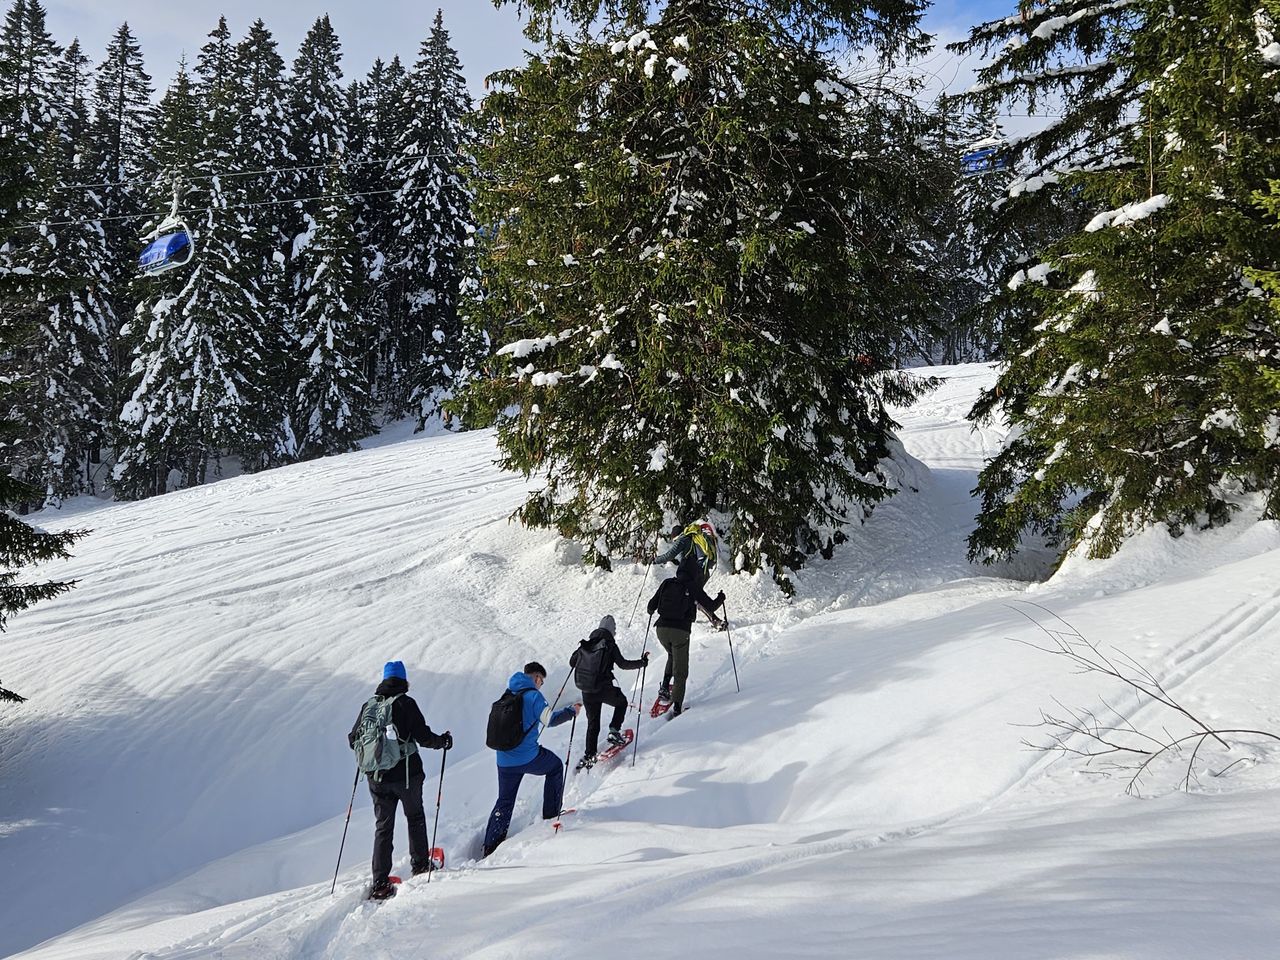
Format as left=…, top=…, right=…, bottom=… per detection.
left=114, top=49, right=272, bottom=499
left=959, top=0, right=1280, bottom=562
left=288, top=15, right=347, bottom=228
left=461, top=0, right=933, bottom=587
left=287, top=15, right=349, bottom=423
left=290, top=160, right=375, bottom=460
left=0, top=60, right=82, bottom=702
left=8, top=41, right=115, bottom=504
left=230, top=18, right=294, bottom=469
left=0, top=6, right=115, bottom=505
left=88, top=21, right=153, bottom=387
left=387, top=10, right=476, bottom=426
left=351, top=55, right=411, bottom=405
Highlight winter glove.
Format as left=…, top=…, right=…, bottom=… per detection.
left=714, top=591, right=726, bottom=610
left=441, top=732, right=454, bottom=751
left=641, top=651, right=651, bottom=664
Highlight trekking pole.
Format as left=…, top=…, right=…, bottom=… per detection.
left=563, top=707, right=578, bottom=777
left=632, top=656, right=648, bottom=767
left=426, top=747, right=447, bottom=884
left=629, top=611, right=654, bottom=710
left=724, top=601, right=741, bottom=693
left=627, top=561, right=653, bottom=628
left=331, top=765, right=361, bottom=895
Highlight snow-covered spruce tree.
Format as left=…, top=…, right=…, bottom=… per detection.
left=288, top=15, right=347, bottom=202
left=287, top=14, right=346, bottom=271
left=461, top=0, right=933, bottom=587
left=229, top=18, right=294, bottom=471
left=286, top=16, right=349, bottom=417
left=87, top=21, right=152, bottom=376
left=386, top=10, right=476, bottom=427
left=351, top=56, right=410, bottom=406
left=3, top=39, right=115, bottom=505
left=0, top=76, right=82, bottom=702
left=959, top=0, right=1280, bottom=562
left=289, top=160, right=375, bottom=460
left=114, top=49, right=272, bottom=499
left=0, top=7, right=116, bottom=506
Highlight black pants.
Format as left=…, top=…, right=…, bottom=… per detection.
left=583, top=685, right=629, bottom=757
left=369, top=771, right=429, bottom=881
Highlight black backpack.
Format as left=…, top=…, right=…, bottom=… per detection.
left=573, top=637, right=609, bottom=692
left=485, top=688, right=536, bottom=751
left=656, top=578, right=695, bottom=622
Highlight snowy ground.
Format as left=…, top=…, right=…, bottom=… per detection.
left=4, top=363, right=1280, bottom=959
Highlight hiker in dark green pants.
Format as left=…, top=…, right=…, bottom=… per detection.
left=647, top=565, right=723, bottom=716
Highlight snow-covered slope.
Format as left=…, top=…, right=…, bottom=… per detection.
left=5, top=364, right=1280, bottom=959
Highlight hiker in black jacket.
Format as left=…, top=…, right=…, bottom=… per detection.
left=570, top=615, right=648, bottom=770
left=347, top=660, right=451, bottom=900
left=647, top=565, right=724, bottom=716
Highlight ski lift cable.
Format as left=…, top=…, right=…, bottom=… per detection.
left=20, top=182, right=463, bottom=231
left=48, top=149, right=469, bottom=194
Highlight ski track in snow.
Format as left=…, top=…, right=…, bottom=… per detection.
left=6, top=363, right=1280, bottom=959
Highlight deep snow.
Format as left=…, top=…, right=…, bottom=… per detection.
left=3, top=363, right=1280, bottom=959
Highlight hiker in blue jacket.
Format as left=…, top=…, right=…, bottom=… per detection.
left=482, top=661, right=580, bottom=857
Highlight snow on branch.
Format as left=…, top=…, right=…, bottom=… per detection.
left=1030, top=0, right=1134, bottom=42
left=1255, top=10, right=1280, bottom=66
left=1084, top=194, right=1168, bottom=232
left=967, top=61, right=1110, bottom=96
left=498, top=333, right=566, bottom=358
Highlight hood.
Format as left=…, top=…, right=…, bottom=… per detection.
left=585, top=629, right=611, bottom=646
left=508, top=671, right=538, bottom=694
left=376, top=676, right=409, bottom=698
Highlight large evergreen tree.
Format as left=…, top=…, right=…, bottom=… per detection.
left=88, top=21, right=153, bottom=389
left=386, top=11, right=476, bottom=425
left=958, top=0, right=1280, bottom=561
left=0, top=6, right=114, bottom=505
left=0, top=50, right=82, bottom=702
left=286, top=16, right=350, bottom=422
left=351, top=55, right=411, bottom=405
left=289, top=160, right=375, bottom=460
left=461, top=0, right=933, bottom=587
left=7, top=40, right=115, bottom=504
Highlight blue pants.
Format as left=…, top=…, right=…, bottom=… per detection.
left=483, top=746, right=564, bottom=855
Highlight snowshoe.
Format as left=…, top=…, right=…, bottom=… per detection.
left=595, top=728, right=634, bottom=763
left=650, top=695, right=674, bottom=718
left=368, top=877, right=400, bottom=900
left=411, top=847, right=445, bottom=875
left=575, top=753, right=597, bottom=773
left=606, top=728, right=627, bottom=747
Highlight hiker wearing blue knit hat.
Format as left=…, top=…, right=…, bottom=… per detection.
left=348, top=661, right=451, bottom=900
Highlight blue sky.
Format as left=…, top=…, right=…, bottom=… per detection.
left=44, top=1, right=1017, bottom=99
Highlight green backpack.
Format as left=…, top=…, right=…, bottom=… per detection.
left=352, top=694, right=419, bottom=782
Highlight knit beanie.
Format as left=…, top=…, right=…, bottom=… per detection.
left=598, top=614, right=616, bottom=636
left=383, top=660, right=407, bottom=681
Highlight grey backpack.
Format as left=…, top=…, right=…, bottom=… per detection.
left=352, top=694, right=419, bottom=781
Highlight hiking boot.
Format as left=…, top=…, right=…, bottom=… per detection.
left=671, top=703, right=683, bottom=718
left=411, top=860, right=433, bottom=877
left=575, top=753, right=597, bottom=772
left=368, top=878, right=397, bottom=900
left=606, top=728, right=627, bottom=747
left=657, top=685, right=671, bottom=702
